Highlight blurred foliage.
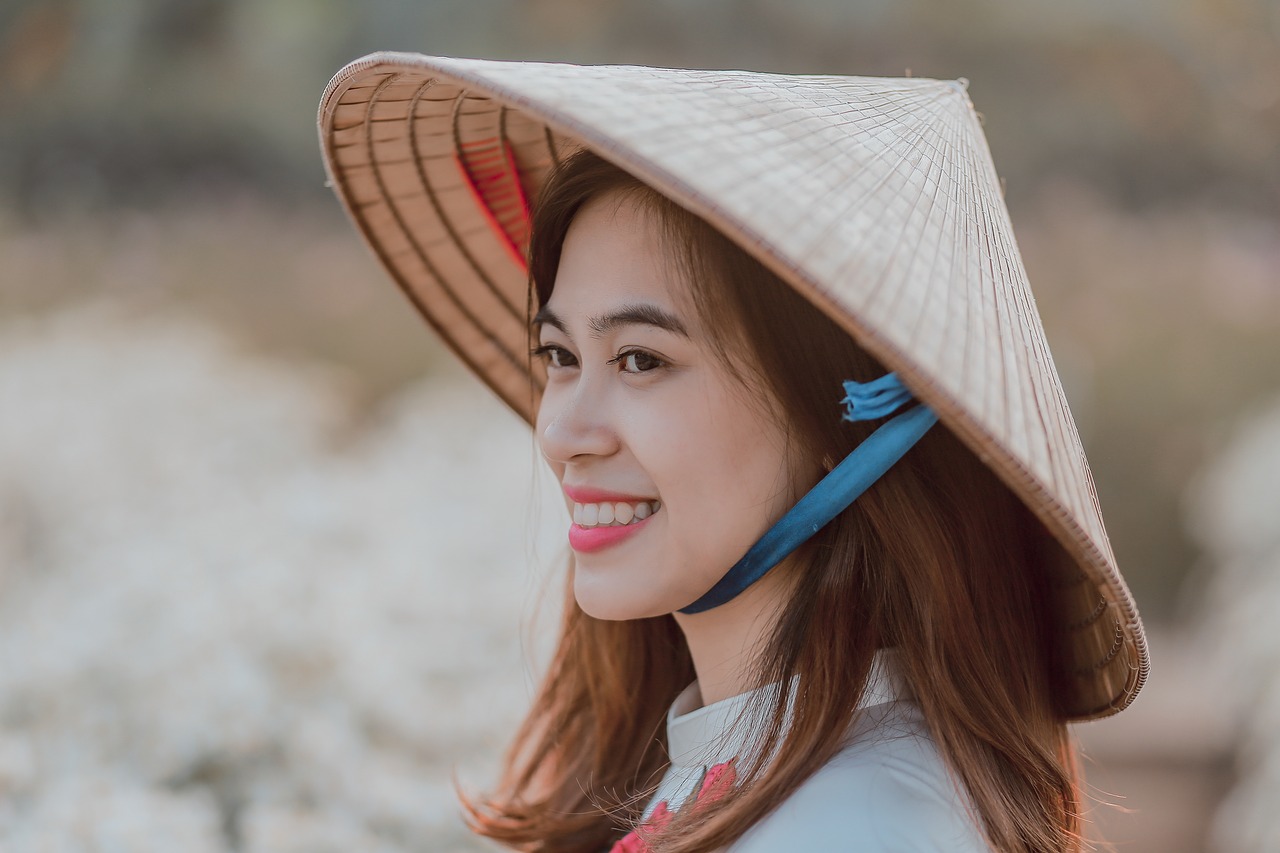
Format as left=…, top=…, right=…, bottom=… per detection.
left=0, top=0, right=1278, bottom=620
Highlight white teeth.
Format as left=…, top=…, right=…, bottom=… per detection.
left=571, top=500, right=660, bottom=529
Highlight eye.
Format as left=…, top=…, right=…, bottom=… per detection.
left=530, top=344, right=578, bottom=369
left=608, top=349, right=666, bottom=374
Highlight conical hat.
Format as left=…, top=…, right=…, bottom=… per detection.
left=317, top=53, right=1147, bottom=720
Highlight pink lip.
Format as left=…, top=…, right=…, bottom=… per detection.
left=561, top=484, right=660, bottom=554
left=562, top=485, right=656, bottom=504
left=568, top=512, right=655, bottom=553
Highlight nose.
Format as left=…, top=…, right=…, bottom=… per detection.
left=537, top=375, right=620, bottom=465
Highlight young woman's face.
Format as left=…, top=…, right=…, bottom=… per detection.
left=534, top=192, right=819, bottom=620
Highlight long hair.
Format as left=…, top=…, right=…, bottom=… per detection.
left=462, top=149, right=1082, bottom=853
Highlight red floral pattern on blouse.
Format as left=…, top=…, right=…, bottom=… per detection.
left=609, top=760, right=737, bottom=853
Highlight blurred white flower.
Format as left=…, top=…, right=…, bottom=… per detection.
left=0, top=302, right=563, bottom=850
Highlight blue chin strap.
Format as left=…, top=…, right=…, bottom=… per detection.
left=679, top=372, right=938, bottom=615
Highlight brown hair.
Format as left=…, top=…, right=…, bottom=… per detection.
left=462, top=149, right=1082, bottom=852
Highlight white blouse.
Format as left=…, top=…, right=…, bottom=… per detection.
left=638, top=651, right=993, bottom=851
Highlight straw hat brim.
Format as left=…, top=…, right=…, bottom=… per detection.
left=318, top=52, right=1147, bottom=721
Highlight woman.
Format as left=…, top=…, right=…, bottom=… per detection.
left=318, top=55, right=1148, bottom=852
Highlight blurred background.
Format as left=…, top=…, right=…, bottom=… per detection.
left=0, top=0, right=1277, bottom=850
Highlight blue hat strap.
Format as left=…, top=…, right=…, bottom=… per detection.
left=679, top=372, right=938, bottom=615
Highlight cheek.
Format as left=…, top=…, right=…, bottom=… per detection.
left=654, top=397, right=797, bottom=564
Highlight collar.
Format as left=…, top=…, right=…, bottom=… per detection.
left=665, top=648, right=909, bottom=769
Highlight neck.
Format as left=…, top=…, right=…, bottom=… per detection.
left=671, top=556, right=798, bottom=708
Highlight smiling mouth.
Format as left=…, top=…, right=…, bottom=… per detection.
left=572, top=500, right=661, bottom=528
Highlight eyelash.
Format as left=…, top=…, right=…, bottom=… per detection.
left=530, top=345, right=666, bottom=374
left=608, top=349, right=666, bottom=373
left=529, top=344, right=576, bottom=369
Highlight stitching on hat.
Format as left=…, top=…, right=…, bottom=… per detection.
left=1047, top=568, right=1089, bottom=589
left=496, top=105, right=533, bottom=256
left=437, top=91, right=524, bottom=322
left=366, top=74, right=527, bottom=380
left=1066, top=597, right=1109, bottom=632
left=543, top=125, right=562, bottom=168
left=1073, top=623, right=1125, bottom=676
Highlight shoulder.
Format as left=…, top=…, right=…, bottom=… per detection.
left=731, top=702, right=992, bottom=853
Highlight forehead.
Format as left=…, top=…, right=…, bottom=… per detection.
left=545, top=191, right=695, bottom=319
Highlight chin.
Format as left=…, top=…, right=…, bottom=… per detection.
left=573, top=573, right=680, bottom=621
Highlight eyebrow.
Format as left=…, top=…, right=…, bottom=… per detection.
left=532, top=302, right=690, bottom=339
